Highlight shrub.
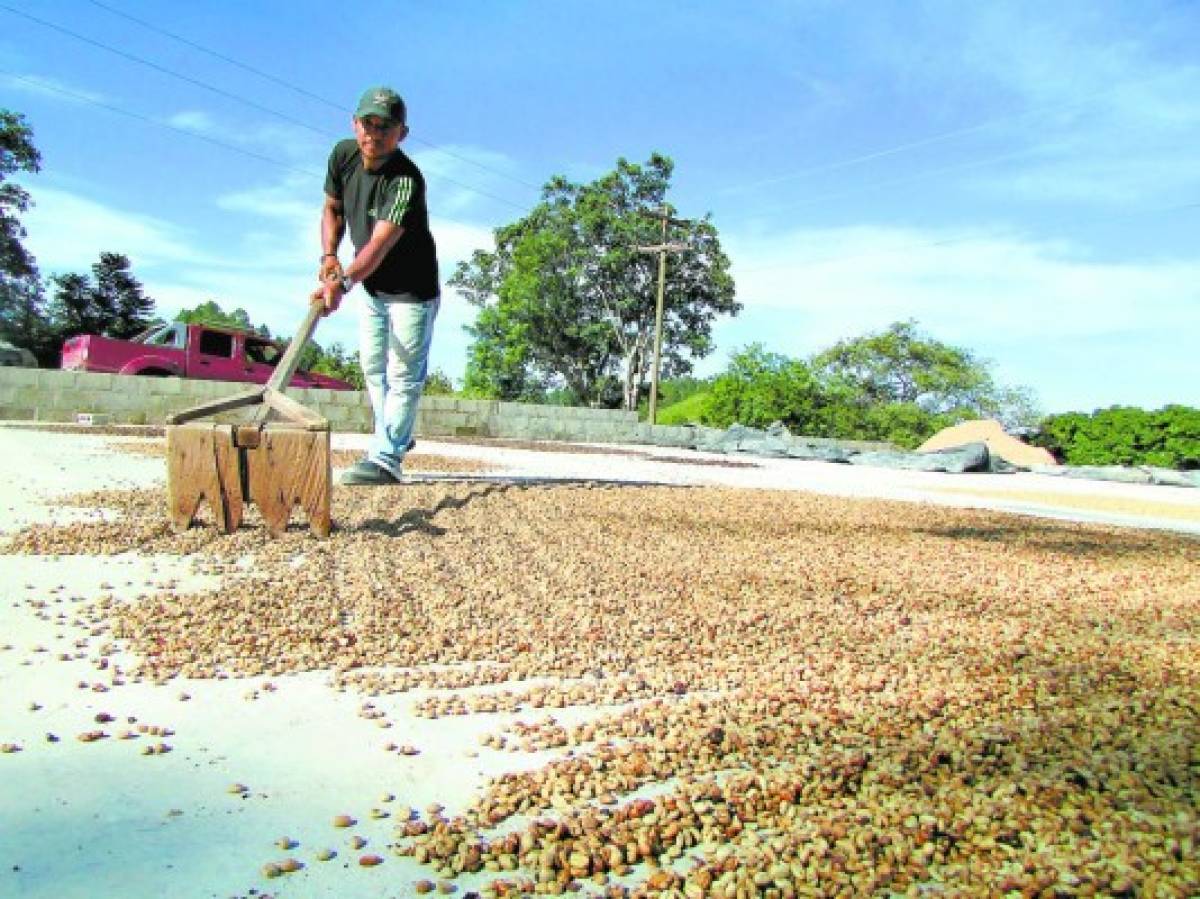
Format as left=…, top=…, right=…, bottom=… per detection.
left=422, top=369, right=456, bottom=396
left=1033, top=405, right=1199, bottom=470
left=701, top=345, right=830, bottom=432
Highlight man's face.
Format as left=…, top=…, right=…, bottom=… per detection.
left=353, top=115, right=407, bottom=161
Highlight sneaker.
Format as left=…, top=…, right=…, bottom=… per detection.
left=338, top=460, right=402, bottom=486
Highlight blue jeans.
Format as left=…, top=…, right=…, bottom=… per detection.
left=357, top=291, right=439, bottom=476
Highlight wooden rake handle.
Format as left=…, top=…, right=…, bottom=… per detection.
left=166, top=298, right=328, bottom=427
left=251, top=298, right=327, bottom=426
left=266, top=298, right=326, bottom=393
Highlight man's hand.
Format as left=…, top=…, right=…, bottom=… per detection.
left=318, top=254, right=343, bottom=283
left=311, top=277, right=345, bottom=316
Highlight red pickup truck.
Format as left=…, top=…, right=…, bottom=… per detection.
left=60, top=321, right=354, bottom=390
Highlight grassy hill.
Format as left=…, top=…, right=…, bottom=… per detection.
left=653, top=390, right=710, bottom=425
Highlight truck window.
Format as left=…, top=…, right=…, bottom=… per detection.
left=245, top=338, right=281, bottom=366
left=198, top=330, right=235, bottom=357
left=146, top=323, right=187, bottom=348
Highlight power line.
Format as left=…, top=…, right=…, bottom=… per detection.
left=85, top=0, right=344, bottom=110
left=0, top=3, right=531, bottom=211
left=1, top=69, right=322, bottom=180
left=1, top=5, right=331, bottom=138
left=737, top=199, right=1200, bottom=275
left=724, top=121, right=1007, bottom=194
left=725, top=147, right=1043, bottom=225
left=83, top=0, right=545, bottom=193
left=12, top=3, right=1195, bottom=260
left=721, top=69, right=1188, bottom=197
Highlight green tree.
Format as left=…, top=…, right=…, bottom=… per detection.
left=812, top=320, right=1038, bottom=429
left=853, top=402, right=950, bottom=449
left=1, top=278, right=54, bottom=365
left=702, top=344, right=835, bottom=432
left=308, top=340, right=364, bottom=389
left=176, top=300, right=260, bottom=333
left=0, top=109, right=47, bottom=359
left=459, top=302, right=546, bottom=400
left=92, top=252, right=156, bottom=338
left=698, top=326, right=1040, bottom=448
left=422, top=368, right=455, bottom=395
left=45, top=253, right=157, bottom=342
left=46, top=272, right=97, bottom=338
left=450, top=153, right=739, bottom=408
left=1034, top=405, right=1199, bottom=469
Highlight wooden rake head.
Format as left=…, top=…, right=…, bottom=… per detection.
left=164, top=300, right=333, bottom=538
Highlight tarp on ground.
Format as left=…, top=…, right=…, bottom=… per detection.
left=918, top=419, right=1057, bottom=468
left=687, top=422, right=1196, bottom=487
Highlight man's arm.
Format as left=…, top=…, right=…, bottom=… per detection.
left=313, top=218, right=405, bottom=314
left=319, top=193, right=346, bottom=282
left=345, top=219, right=404, bottom=284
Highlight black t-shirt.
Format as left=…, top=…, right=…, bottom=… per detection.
left=324, top=139, right=440, bottom=300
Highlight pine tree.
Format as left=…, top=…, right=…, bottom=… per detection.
left=47, top=272, right=96, bottom=337
left=92, top=252, right=155, bottom=339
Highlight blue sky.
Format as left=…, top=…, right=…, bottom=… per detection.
left=3, top=0, right=1198, bottom=413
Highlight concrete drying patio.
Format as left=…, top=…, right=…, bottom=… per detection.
left=1, top=426, right=1196, bottom=898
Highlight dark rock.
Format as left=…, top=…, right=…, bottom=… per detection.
left=784, top=442, right=856, bottom=463
left=850, top=442, right=990, bottom=473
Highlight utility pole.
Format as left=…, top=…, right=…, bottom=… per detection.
left=636, top=206, right=689, bottom=424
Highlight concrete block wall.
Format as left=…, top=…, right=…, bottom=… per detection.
left=0, top=368, right=890, bottom=452
left=0, top=369, right=646, bottom=444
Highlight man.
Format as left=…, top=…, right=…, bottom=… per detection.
left=313, top=85, right=440, bottom=486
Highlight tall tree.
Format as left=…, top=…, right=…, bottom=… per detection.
left=47, top=272, right=97, bottom=338
left=91, top=252, right=156, bottom=338
left=460, top=302, right=546, bottom=400
left=450, top=153, right=739, bottom=408
left=45, top=253, right=158, bottom=342
left=0, top=109, right=47, bottom=358
left=0, top=278, right=54, bottom=364
left=811, top=319, right=1038, bottom=427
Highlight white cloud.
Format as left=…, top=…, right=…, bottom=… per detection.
left=165, top=110, right=217, bottom=132
left=714, top=222, right=1200, bottom=410
left=410, top=143, right=536, bottom=218
left=22, top=185, right=213, bottom=274
left=153, top=108, right=328, bottom=165
left=728, top=224, right=1200, bottom=341
left=431, top=217, right=494, bottom=270
left=0, top=72, right=108, bottom=105
left=19, top=182, right=317, bottom=348
left=953, top=8, right=1200, bottom=205
left=216, top=174, right=317, bottom=274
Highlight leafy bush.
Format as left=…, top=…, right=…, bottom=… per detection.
left=701, top=345, right=832, bottom=432
left=422, top=369, right=456, bottom=395
left=856, top=402, right=957, bottom=450
left=695, top=342, right=972, bottom=447
left=693, top=325, right=1041, bottom=447
left=1034, top=405, right=1200, bottom=470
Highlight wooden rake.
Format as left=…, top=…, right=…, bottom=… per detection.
left=165, top=299, right=332, bottom=537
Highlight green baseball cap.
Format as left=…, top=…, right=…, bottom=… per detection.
left=355, top=86, right=407, bottom=125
